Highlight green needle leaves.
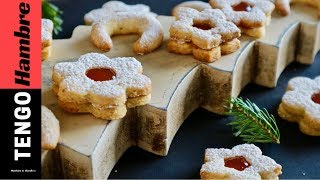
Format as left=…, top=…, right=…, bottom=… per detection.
left=42, top=0, right=63, bottom=35
left=226, top=97, right=280, bottom=144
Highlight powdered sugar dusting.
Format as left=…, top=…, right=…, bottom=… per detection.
left=90, top=83, right=125, bottom=97
left=54, top=62, right=87, bottom=81
left=209, top=0, right=275, bottom=27
left=84, top=1, right=157, bottom=25
left=282, top=76, right=320, bottom=120
left=102, top=1, right=150, bottom=10
left=170, top=8, right=240, bottom=48
left=53, top=53, right=151, bottom=99
left=202, top=144, right=282, bottom=179
left=60, top=76, right=94, bottom=95
left=91, top=12, right=163, bottom=53
left=315, top=76, right=320, bottom=84
left=41, top=105, right=60, bottom=150
left=42, top=18, right=53, bottom=42
left=173, top=1, right=212, bottom=16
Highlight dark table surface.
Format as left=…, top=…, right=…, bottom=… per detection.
left=53, top=0, right=320, bottom=179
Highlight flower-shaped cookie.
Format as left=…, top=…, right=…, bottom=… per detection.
left=170, top=8, right=241, bottom=50
left=200, top=144, right=282, bottom=179
left=278, top=76, right=320, bottom=136
left=84, top=1, right=157, bottom=25
left=52, top=53, right=152, bottom=120
left=209, top=0, right=275, bottom=28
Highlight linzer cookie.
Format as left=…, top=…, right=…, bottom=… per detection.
left=41, top=106, right=60, bottom=150
left=42, top=19, right=53, bottom=60
left=275, top=0, right=320, bottom=17
left=172, top=1, right=212, bottom=17
left=200, top=144, right=282, bottom=179
left=278, top=76, right=320, bottom=136
left=91, top=12, right=164, bottom=55
left=209, top=0, right=275, bottom=38
left=84, top=1, right=157, bottom=25
left=52, top=53, right=152, bottom=120
left=168, top=8, right=241, bottom=62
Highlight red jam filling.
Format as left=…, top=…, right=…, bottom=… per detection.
left=86, top=68, right=116, bottom=82
left=312, top=92, right=320, bottom=105
left=232, top=2, right=253, bottom=12
left=193, top=22, right=213, bottom=30
left=224, top=156, right=251, bottom=171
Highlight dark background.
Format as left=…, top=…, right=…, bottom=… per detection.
left=53, top=0, right=320, bottom=179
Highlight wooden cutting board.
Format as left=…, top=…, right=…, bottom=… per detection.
left=41, top=6, right=320, bottom=179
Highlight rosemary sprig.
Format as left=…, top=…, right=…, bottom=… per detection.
left=226, top=97, right=280, bottom=144
left=42, top=0, right=63, bottom=35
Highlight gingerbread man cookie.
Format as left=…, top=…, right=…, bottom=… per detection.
left=172, top=1, right=212, bottom=17
left=201, top=144, right=282, bottom=179
left=278, top=76, right=320, bottom=136
left=52, top=53, right=152, bottom=120
left=42, top=19, right=53, bottom=60
left=84, top=1, right=157, bottom=25
left=91, top=12, right=164, bottom=55
left=168, top=8, right=241, bottom=62
left=42, top=106, right=60, bottom=150
left=275, top=0, right=320, bottom=17
left=209, top=0, right=275, bottom=38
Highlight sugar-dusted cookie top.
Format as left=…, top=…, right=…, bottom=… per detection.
left=201, top=144, right=282, bottom=179
left=41, top=18, right=53, bottom=47
left=54, top=53, right=151, bottom=101
left=41, top=105, right=60, bottom=150
left=53, top=53, right=151, bottom=120
left=84, top=1, right=157, bottom=25
left=91, top=12, right=164, bottom=55
left=209, top=0, right=275, bottom=28
left=278, top=76, right=320, bottom=136
left=172, top=1, right=212, bottom=17
left=170, top=7, right=241, bottom=50
left=285, top=76, right=320, bottom=119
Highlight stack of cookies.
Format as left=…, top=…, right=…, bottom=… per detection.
left=209, top=0, right=275, bottom=38
left=168, top=8, right=241, bottom=63
left=52, top=53, right=152, bottom=120
left=42, top=19, right=53, bottom=60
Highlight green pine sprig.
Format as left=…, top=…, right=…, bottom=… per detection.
left=226, top=97, right=280, bottom=144
left=42, top=0, right=63, bottom=35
